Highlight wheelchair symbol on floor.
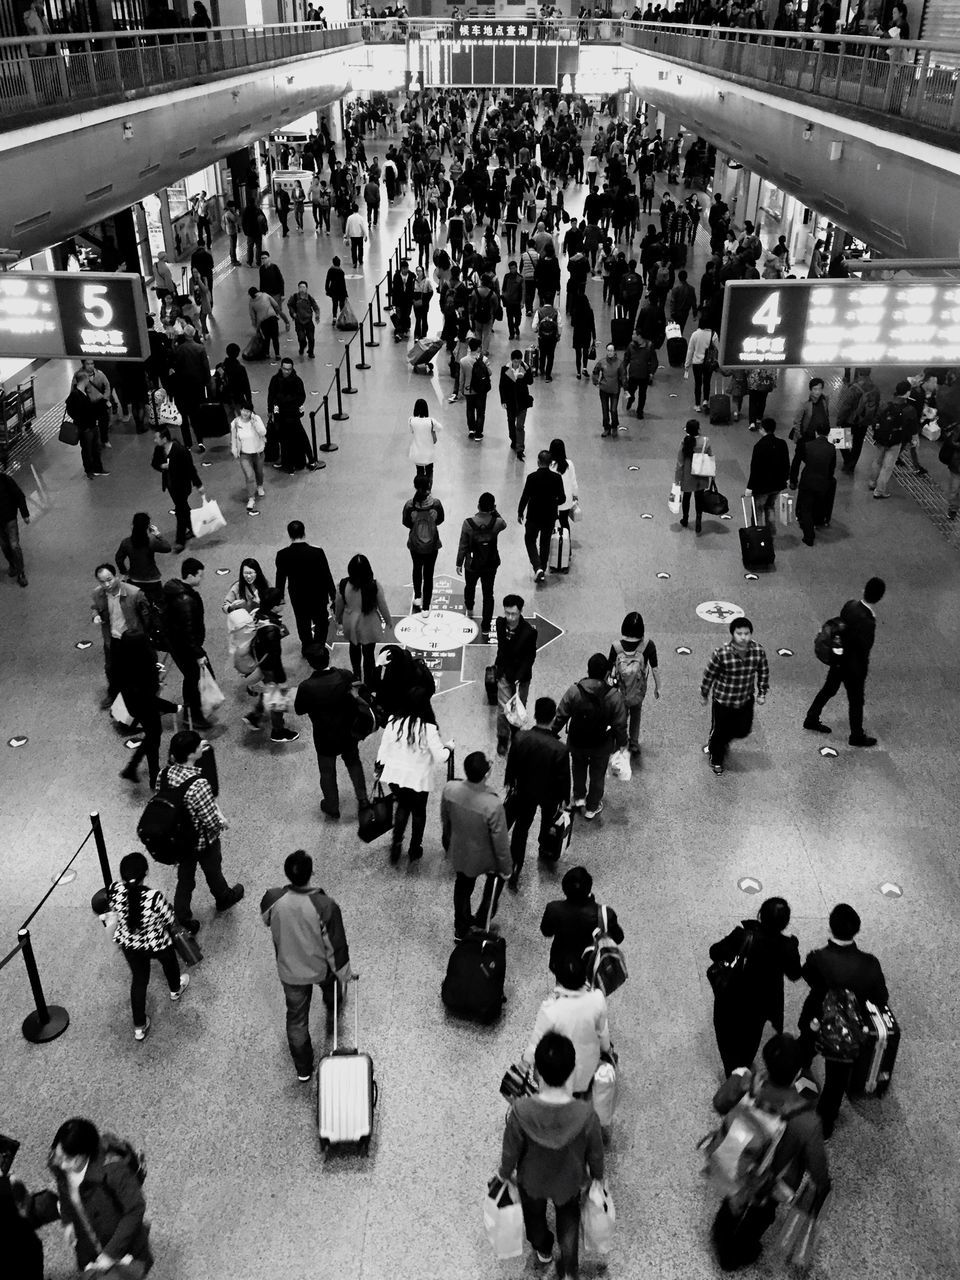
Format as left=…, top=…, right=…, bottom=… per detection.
left=696, top=600, right=744, bottom=624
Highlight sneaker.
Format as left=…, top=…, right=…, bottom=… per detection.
left=256, top=486, right=265, bottom=497
left=246, top=504, right=260, bottom=516
left=468, top=431, right=476, bottom=439
left=803, top=720, right=832, bottom=734
left=297, top=1068, right=313, bottom=1083
left=103, top=440, right=113, bottom=448
left=572, top=798, right=586, bottom=810
left=507, top=875, right=520, bottom=893
left=195, top=443, right=206, bottom=454
left=91, top=471, right=110, bottom=477
left=849, top=735, right=878, bottom=747
left=535, top=568, right=545, bottom=582
left=873, top=492, right=890, bottom=500
left=134, top=1017, right=151, bottom=1041
left=319, top=800, right=341, bottom=820
left=584, top=802, right=604, bottom=820
left=270, top=727, right=300, bottom=743
left=170, top=973, right=190, bottom=1001
left=480, top=629, right=490, bottom=642
left=712, top=764, right=724, bottom=775
left=216, top=884, right=245, bottom=912
left=535, top=1250, right=553, bottom=1265
left=448, top=393, right=460, bottom=403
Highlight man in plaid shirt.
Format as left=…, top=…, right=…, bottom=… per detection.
left=700, top=617, right=769, bottom=775
left=164, top=730, right=244, bottom=932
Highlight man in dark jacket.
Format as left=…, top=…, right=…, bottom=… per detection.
left=152, top=426, right=202, bottom=550
left=91, top=562, right=151, bottom=705
left=709, top=895, right=802, bottom=1075
left=163, top=557, right=211, bottom=730
left=456, top=490, right=507, bottom=640
left=168, top=332, right=213, bottom=451
left=795, top=421, right=837, bottom=546
left=494, top=593, right=538, bottom=756
left=259, top=251, right=290, bottom=333
left=668, top=268, right=698, bottom=331
left=621, top=336, right=658, bottom=419
left=540, top=865, right=624, bottom=977
left=391, top=257, right=415, bottom=339
left=0, top=455, right=30, bottom=586
left=267, top=358, right=314, bottom=473
left=275, top=519, right=336, bottom=650
left=294, top=643, right=369, bottom=819
left=798, top=902, right=889, bottom=1137
left=804, top=576, right=885, bottom=746
left=552, top=652, right=628, bottom=820
left=517, top=449, right=565, bottom=581
left=241, top=199, right=264, bottom=264
left=745, top=416, right=790, bottom=529
left=499, top=349, right=535, bottom=460
left=504, top=696, right=570, bottom=889
left=789, top=377, right=830, bottom=488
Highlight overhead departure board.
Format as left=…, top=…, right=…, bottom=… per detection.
left=0, top=271, right=148, bottom=361
left=419, top=23, right=578, bottom=86
left=719, top=279, right=960, bottom=368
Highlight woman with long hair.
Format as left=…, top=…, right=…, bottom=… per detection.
left=570, top=291, right=596, bottom=380
left=412, top=265, right=434, bottom=339
left=222, top=556, right=270, bottom=614
left=408, top=395, right=443, bottom=486
left=402, top=473, right=444, bottom=612
left=335, top=553, right=390, bottom=689
left=674, top=418, right=715, bottom=534
left=115, top=511, right=170, bottom=604
left=375, top=690, right=452, bottom=864
left=548, top=437, right=579, bottom=536
left=107, top=851, right=187, bottom=1040
left=229, top=403, right=267, bottom=515
left=242, top=590, right=299, bottom=744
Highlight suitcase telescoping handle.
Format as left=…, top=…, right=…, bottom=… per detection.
left=332, top=971, right=360, bottom=1054
left=741, top=495, right=758, bottom=529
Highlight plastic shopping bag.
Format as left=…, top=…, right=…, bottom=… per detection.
left=592, top=1056, right=619, bottom=1127
left=668, top=483, right=682, bottom=515
left=581, top=1178, right=616, bottom=1257
left=609, top=748, right=632, bottom=781
left=504, top=690, right=528, bottom=728
left=110, top=693, right=136, bottom=727
left=190, top=497, right=227, bottom=541
left=336, top=301, right=359, bottom=331
left=198, top=660, right=225, bottom=718
left=483, top=1177, right=524, bottom=1260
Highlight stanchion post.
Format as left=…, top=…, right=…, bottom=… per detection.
left=374, top=280, right=386, bottom=327
left=307, top=410, right=327, bottom=470
left=89, top=811, right=111, bottom=889
left=342, top=348, right=358, bottom=396
left=356, top=324, right=371, bottom=371
left=365, top=302, right=379, bottom=348
left=318, top=394, right=339, bottom=452
left=331, top=368, right=349, bottom=421
left=19, top=928, right=69, bottom=1044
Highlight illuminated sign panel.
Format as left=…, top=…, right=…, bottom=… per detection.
left=452, top=20, right=577, bottom=43
left=719, top=280, right=960, bottom=368
left=0, top=272, right=149, bottom=361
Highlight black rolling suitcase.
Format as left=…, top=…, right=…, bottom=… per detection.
left=848, top=1001, right=900, bottom=1097
left=611, top=316, right=632, bottom=349
left=709, top=393, right=732, bottom=424
left=441, top=895, right=506, bottom=1024
left=739, top=497, right=774, bottom=568
left=484, top=663, right=498, bottom=705
left=667, top=335, right=687, bottom=368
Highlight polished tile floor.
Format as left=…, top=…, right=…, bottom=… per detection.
left=1, top=147, right=958, bottom=1280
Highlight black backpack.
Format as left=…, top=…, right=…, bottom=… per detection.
left=814, top=617, right=845, bottom=665
left=473, top=289, right=493, bottom=324
left=136, top=770, right=196, bottom=864
left=471, top=359, right=491, bottom=395
left=873, top=401, right=907, bottom=448
left=467, top=517, right=498, bottom=570
left=569, top=682, right=609, bottom=746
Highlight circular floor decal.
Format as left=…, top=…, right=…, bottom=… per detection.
left=394, top=609, right=478, bottom=653
left=738, top=876, right=763, bottom=895
left=879, top=882, right=903, bottom=899
left=696, top=601, right=744, bottom=624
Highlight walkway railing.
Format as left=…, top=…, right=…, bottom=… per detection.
left=0, top=23, right=358, bottom=127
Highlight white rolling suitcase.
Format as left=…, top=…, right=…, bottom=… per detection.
left=317, top=974, right=377, bottom=1154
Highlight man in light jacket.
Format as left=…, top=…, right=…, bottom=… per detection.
left=592, top=342, right=624, bottom=436
left=522, top=951, right=611, bottom=1095
left=260, top=848, right=351, bottom=1082
left=441, top=750, right=512, bottom=940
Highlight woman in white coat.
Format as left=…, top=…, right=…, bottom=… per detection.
left=408, top=395, right=443, bottom=487
left=376, top=689, right=452, bottom=865
left=549, top=436, right=579, bottom=537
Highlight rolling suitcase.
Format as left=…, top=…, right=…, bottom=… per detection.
left=441, top=894, right=506, bottom=1024
left=709, top=393, right=731, bottom=425
left=524, top=346, right=539, bottom=374
left=317, top=974, right=377, bottom=1153
left=739, top=497, right=775, bottom=568
left=484, top=663, right=499, bottom=706
left=549, top=523, right=571, bottom=573
left=407, top=336, right=443, bottom=373
left=540, top=806, right=573, bottom=862
left=666, top=334, right=687, bottom=368
left=848, top=1001, right=900, bottom=1098
left=611, top=316, right=632, bottom=349
left=193, top=401, right=229, bottom=441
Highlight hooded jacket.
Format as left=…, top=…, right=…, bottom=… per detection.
left=524, top=985, right=611, bottom=1094
left=499, top=1094, right=604, bottom=1202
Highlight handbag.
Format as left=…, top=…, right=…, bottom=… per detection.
left=608, top=748, right=631, bottom=781
left=778, top=491, right=794, bottom=524
left=690, top=438, right=716, bottom=477
left=336, top=301, right=359, bottom=330
left=357, top=781, right=395, bottom=844
left=58, top=412, right=79, bottom=446
left=483, top=1177, right=524, bottom=1260
left=190, top=497, right=227, bottom=540
left=827, top=426, right=850, bottom=448
left=484, top=663, right=498, bottom=706
left=699, top=480, right=729, bottom=516
left=197, top=660, right=225, bottom=718
left=668, top=482, right=682, bottom=515
left=504, top=690, right=527, bottom=728
left=773, top=1174, right=821, bottom=1267
left=110, top=693, right=136, bottom=727
left=592, top=1052, right=619, bottom=1127
left=706, top=925, right=757, bottom=999
left=171, top=924, right=203, bottom=967
left=570, top=499, right=583, bottom=522
left=503, top=785, right=521, bottom=830
left=581, top=1178, right=616, bottom=1257
left=499, top=1061, right=538, bottom=1100
left=588, top=340, right=597, bottom=360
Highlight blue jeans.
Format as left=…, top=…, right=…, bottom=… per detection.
left=281, top=975, right=336, bottom=1074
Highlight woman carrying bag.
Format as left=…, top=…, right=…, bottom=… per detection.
left=549, top=437, right=579, bottom=534
left=242, top=591, right=298, bottom=744
left=407, top=396, right=443, bottom=486
left=229, top=404, right=267, bottom=515
left=684, top=312, right=718, bottom=412
left=334, top=553, right=391, bottom=690
left=375, top=690, right=452, bottom=865
left=570, top=292, right=596, bottom=381
left=107, top=851, right=188, bottom=1041
left=674, top=419, right=715, bottom=534
left=412, top=266, right=434, bottom=339
left=115, top=512, right=170, bottom=605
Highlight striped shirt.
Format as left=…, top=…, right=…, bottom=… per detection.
left=109, top=882, right=176, bottom=952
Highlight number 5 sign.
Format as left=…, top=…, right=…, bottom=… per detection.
left=0, top=272, right=148, bottom=362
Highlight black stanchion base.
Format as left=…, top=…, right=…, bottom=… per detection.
left=319, top=443, right=340, bottom=453
left=373, top=321, right=386, bottom=328
left=331, top=412, right=350, bottom=421
left=22, top=1005, right=69, bottom=1043
left=342, top=387, right=359, bottom=396
left=355, top=361, right=371, bottom=371
left=367, top=339, right=380, bottom=347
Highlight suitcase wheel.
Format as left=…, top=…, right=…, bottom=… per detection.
left=359, top=1137, right=370, bottom=1156
left=319, top=1138, right=330, bottom=1152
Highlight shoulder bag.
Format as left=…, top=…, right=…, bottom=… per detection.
left=690, top=438, right=716, bottom=477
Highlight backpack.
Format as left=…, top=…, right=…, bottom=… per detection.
left=136, top=771, right=196, bottom=865
left=409, top=501, right=439, bottom=553
left=740, top=233, right=762, bottom=262
left=570, top=681, right=609, bottom=746
left=101, top=1132, right=147, bottom=1185
left=350, top=684, right=377, bottom=741
left=470, top=359, right=491, bottom=395
left=583, top=905, right=628, bottom=996
left=656, top=264, right=671, bottom=288
left=816, top=987, right=868, bottom=1062
left=610, top=642, right=649, bottom=708
left=473, top=289, right=493, bottom=324
left=433, top=247, right=450, bottom=270
left=467, top=517, right=498, bottom=570
left=813, top=617, right=845, bottom=665
left=699, top=1083, right=808, bottom=1210
left=873, top=401, right=907, bottom=448
left=538, top=310, right=558, bottom=339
